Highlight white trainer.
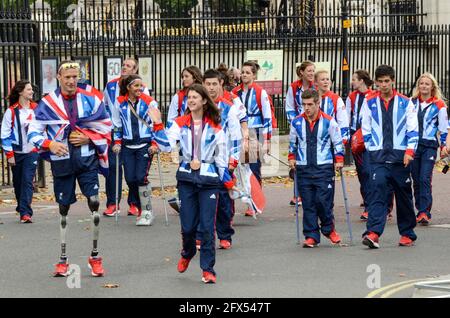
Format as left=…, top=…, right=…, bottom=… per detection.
left=136, top=210, right=154, bottom=226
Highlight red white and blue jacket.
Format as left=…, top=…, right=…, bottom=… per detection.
left=216, top=96, right=242, bottom=168
left=232, top=83, right=272, bottom=141
left=223, top=90, right=248, bottom=123
left=285, top=80, right=316, bottom=122
left=346, top=89, right=374, bottom=135
left=288, top=110, right=344, bottom=177
left=321, top=90, right=350, bottom=143
left=361, top=90, right=419, bottom=164
left=166, top=89, right=188, bottom=129
left=1, top=102, right=38, bottom=158
left=28, top=88, right=112, bottom=176
left=103, top=77, right=150, bottom=118
left=409, top=96, right=448, bottom=150
left=111, top=93, right=159, bottom=147
left=153, top=115, right=234, bottom=190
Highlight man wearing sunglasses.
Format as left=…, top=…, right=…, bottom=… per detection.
left=28, top=60, right=112, bottom=277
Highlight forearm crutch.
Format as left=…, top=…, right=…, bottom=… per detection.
left=156, top=151, right=169, bottom=226
left=339, top=168, right=353, bottom=245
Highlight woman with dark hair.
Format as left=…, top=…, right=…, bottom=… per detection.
left=166, top=66, right=203, bottom=164
left=148, top=83, right=237, bottom=284
left=166, top=65, right=203, bottom=129
left=285, top=60, right=316, bottom=122
left=232, top=61, right=272, bottom=216
left=1, top=80, right=38, bottom=223
left=110, top=74, right=160, bottom=226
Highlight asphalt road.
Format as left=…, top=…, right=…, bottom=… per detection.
left=1, top=172, right=450, bottom=298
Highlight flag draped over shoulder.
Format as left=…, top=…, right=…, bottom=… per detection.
left=34, top=88, right=112, bottom=176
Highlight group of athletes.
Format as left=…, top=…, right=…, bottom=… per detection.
left=1, top=56, right=448, bottom=284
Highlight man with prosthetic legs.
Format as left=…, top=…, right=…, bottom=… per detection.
left=28, top=61, right=112, bottom=277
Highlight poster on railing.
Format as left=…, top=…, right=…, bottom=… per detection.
left=138, top=55, right=153, bottom=92
left=246, top=50, right=283, bottom=95
left=105, top=56, right=123, bottom=84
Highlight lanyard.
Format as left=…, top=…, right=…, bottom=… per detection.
left=63, top=97, right=77, bottom=130
left=190, top=117, right=206, bottom=160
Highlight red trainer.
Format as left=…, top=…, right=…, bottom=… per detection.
left=103, top=204, right=118, bottom=217
left=53, top=262, right=69, bottom=277
left=128, top=204, right=139, bottom=216
left=196, top=240, right=201, bottom=250
left=244, top=209, right=255, bottom=217
left=325, top=230, right=341, bottom=244
left=177, top=257, right=191, bottom=273
left=88, top=257, right=105, bottom=277
left=303, top=237, right=318, bottom=248
left=416, top=213, right=430, bottom=225
left=219, top=240, right=232, bottom=250
left=289, top=197, right=302, bottom=206
left=202, top=271, right=216, bottom=284
left=20, top=215, right=33, bottom=224
left=360, top=211, right=369, bottom=221
left=362, top=232, right=380, bottom=249
left=399, top=236, right=415, bottom=247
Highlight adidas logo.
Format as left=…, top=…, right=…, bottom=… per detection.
left=373, top=173, right=376, bottom=180
left=328, top=184, right=332, bottom=189
left=430, top=156, right=435, bottom=161
left=144, top=153, right=149, bottom=158
left=405, top=178, right=411, bottom=183
left=94, top=184, right=99, bottom=190
left=33, top=161, right=37, bottom=165
left=210, top=194, right=216, bottom=199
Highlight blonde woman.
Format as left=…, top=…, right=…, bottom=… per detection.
left=410, top=73, right=448, bottom=225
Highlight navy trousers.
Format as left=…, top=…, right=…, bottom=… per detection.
left=105, top=146, right=128, bottom=207
left=411, top=146, right=436, bottom=218
left=196, top=189, right=235, bottom=243
left=297, top=170, right=336, bottom=243
left=122, top=146, right=152, bottom=210
left=364, top=163, right=417, bottom=240
left=216, top=189, right=235, bottom=241
left=11, top=152, right=38, bottom=217
left=178, top=181, right=219, bottom=275
left=353, top=150, right=371, bottom=209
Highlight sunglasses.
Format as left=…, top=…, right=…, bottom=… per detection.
left=58, top=62, right=80, bottom=73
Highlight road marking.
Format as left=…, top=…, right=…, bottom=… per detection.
left=380, top=282, right=419, bottom=298
left=365, top=279, right=426, bottom=298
